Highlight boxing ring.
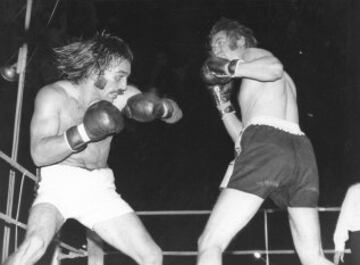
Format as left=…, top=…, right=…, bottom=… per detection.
left=0, top=149, right=349, bottom=264
left=0, top=0, right=350, bottom=264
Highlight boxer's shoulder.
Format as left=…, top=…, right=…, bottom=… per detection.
left=35, top=81, right=74, bottom=110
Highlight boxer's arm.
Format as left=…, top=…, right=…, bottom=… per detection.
left=65, top=101, right=124, bottom=151
left=206, top=84, right=242, bottom=142
left=333, top=185, right=359, bottom=255
left=30, top=86, right=73, bottom=166
left=232, top=48, right=284, bottom=81
left=201, top=67, right=243, bottom=142
left=115, top=85, right=182, bottom=124
left=123, top=93, right=182, bottom=123
left=222, top=113, right=243, bottom=143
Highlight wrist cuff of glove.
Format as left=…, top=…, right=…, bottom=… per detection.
left=228, top=59, right=245, bottom=77
left=160, top=99, right=177, bottom=120
left=161, top=101, right=171, bottom=119
left=217, top=102, right=235, bottom=117
left=64, top=124, right=90, bottom=152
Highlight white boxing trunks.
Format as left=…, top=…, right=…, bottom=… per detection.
left=32, top=164, right=134, bottom=229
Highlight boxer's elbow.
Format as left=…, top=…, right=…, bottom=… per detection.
left=31, top=152, right=45, bottom=167
left=31, top=149, right=47, bottom=167
left=269, top=59, right=284, bottom=80
left=31, top=143, right=52, bottom=167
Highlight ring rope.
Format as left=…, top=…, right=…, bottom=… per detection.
left=0, top=212, right=27, bottom=229
left=105, top=248, right=350, bottom=257
left=0, top=151, right=37, bottom=181
left=0, top=150, right=348, bottom=262
left=136, top=207, right=341, bottom=216
left=0, top=150, right=86, bottom=258
left=0, top=211, right=86, bottom=257
left=0, top=203, right=350, bottom=260
left=14, top=172, right=25, bottom=250
left=264, top=211, right=269, bottom=265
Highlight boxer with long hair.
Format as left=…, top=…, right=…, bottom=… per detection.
left=3, top=31, right=182, bottom=265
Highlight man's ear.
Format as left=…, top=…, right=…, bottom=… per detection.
left=237, top=36, right=246, bottom=48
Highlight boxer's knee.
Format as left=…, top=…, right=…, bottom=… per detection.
left=198, top=231, right=225, bottom=254
left=7, top=232, right=50, bottom=265
left=297, top=250, right=329, bottom=265
left=139, top=244, right=162, bottom=265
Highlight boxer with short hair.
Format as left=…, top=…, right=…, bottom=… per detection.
left=197, top=17, right=334, bottom=265
left=4, top=31, right=182, bottom=265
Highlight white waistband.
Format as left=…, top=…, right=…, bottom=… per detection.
left=40, top=164, right=112, bottom=175
left=245, top=116, right=304, bottom=135
left=39, top=164, right=114, bottom=189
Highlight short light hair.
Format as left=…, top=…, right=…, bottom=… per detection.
left=209, top=17, right=258, bottom=49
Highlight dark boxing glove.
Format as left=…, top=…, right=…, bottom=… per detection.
left=204, top=56, right=243, bottom=79
left=123, top=93, right=182, bottom=123
left=160, top=98, right=183, bottom=124
left=65, top=100, right=124, bottom=151
left=202, top=58, right=235, bottom=117
left=207, top=83, right=235, bottom=117
left=201, top=58, right=232, bottom=86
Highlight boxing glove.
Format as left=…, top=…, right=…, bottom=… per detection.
left=65, top=100, right=124, bottom=151
left=204, top=56, right=242, bottom=78
left=160, top=98, right=183, bottom=124
left=123, top=93, right=182, bottom=123
left=202, top=58, right=235, bottom=117
left=207, top=83, right=235, bottom=117
left=201, top=58, right=232, bottom=86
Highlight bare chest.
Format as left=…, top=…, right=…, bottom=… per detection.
left=59, top=101, right=113, bottom=168
left=59, top=101, right=87, bottom=133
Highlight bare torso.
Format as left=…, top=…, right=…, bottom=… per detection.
left=238, top=72, right=299, bottom=127
left=30, top=78, right=141, bottom=170
left=55, top=83, right=113, bottom=169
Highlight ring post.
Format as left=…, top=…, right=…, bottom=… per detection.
left=1, top=0, right=33, bottom=262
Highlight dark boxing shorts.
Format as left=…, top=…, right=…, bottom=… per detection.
left=350, top=231, right=360, bottom=265
left=224, top=116, right=319, bottom=208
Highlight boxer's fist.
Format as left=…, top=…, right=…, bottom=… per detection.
left=83, top=101, right=124, bottom=139
left=123, top=93, right=162, bottom=122
left=201, top=58, right=232, bottom=86
left=207, top=82, right=233, bottom=108
left=203, top=56, right=241, bottom=79
left=123, top=93, right=182, bottom=123
left=65, top=101, right=124, bottom=151
left=161, top=98, right=183, bottom=124
left=207, top=82, right=235, bottom=117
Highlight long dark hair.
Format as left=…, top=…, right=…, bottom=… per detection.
left=54, top=31, right=133, bottom=83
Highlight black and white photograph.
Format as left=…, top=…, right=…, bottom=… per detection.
left=0, top=0, right=359, bottom=265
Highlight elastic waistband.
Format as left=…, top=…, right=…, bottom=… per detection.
left=40, top=164, right=111, bottom=174
left=246, top=116, right=304, bottom=135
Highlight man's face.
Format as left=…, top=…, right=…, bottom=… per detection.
left=210, top=30, right=243, bottom=60
left=99, top=59, right=131, bottom=102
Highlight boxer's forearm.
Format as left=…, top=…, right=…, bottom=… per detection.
left=222, top=114, right=243, bottom=143
left=233, top=56, right=283, bottom=81
left=31, top=135, right=74, bottom=166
